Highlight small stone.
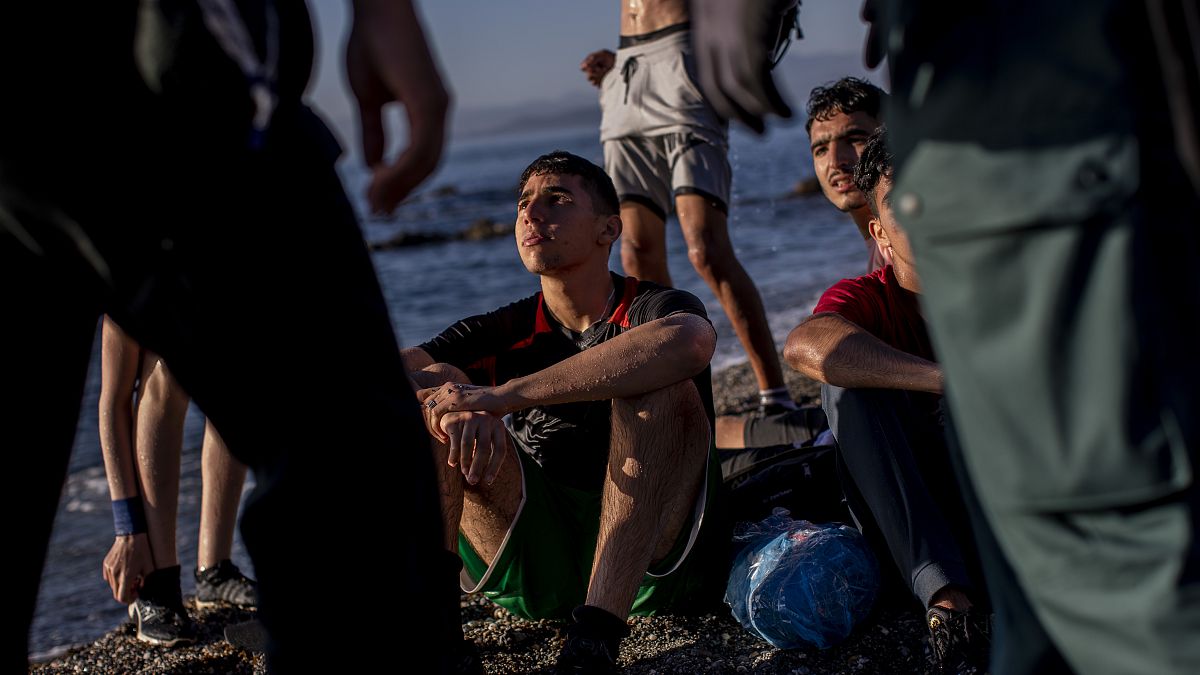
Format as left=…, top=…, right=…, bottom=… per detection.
left=879, top=626, right=890, bottom=635
left=646, top=634, right=657, bottom=641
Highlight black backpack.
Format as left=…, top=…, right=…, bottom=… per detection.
left=720, top=428, right=850, bottom=526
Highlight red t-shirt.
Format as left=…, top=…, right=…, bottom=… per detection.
left=812, top=265, right=935, bottom=362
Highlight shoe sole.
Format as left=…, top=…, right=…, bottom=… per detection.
left=193, top=597, right=257, bottom=610
left=127, top=604, right=196, bottom=648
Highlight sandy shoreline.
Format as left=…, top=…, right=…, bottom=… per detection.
left=32, top=360, right=936, bottom=674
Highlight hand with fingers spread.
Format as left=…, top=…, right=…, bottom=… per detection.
left=102, top=533, right=155, bottom=604
left=347, top=0, right=451, bottom=215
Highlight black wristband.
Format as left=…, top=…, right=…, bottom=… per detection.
left=112, top=496, right=148, bottom=536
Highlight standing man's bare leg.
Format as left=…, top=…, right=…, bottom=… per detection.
left=586, top=379, right=710, bottom=617
left=618, top=202, right=673, bottom=287
left=135, top=357, right=190, bottom=570
left=676, top=194, right=785, bottom=394
left=197, top=421, right=247, bottom=569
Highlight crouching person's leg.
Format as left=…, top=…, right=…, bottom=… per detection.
left=557, top=379, right=722, bottom=673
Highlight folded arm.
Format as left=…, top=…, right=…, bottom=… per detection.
left=420, top=313, right=716, bottom=422
left=784, top=312, right=943, bottom=394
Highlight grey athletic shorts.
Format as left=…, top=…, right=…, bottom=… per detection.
left=599, top=27, right=730, bottom=220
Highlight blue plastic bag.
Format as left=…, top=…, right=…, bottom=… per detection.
left=725, top=508, right=879, bottom=649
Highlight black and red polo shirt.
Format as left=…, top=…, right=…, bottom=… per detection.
left=418, top=272, right=716, bottom=491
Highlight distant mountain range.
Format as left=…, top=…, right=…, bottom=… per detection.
left=451, top=51, right=885, bottom=138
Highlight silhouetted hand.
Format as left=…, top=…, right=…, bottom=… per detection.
left=691, top=0, right=794, bottom=133
left=347, top=0, right=451, bottom=215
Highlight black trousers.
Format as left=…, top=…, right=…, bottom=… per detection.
left=822, top=385, right=981, bottom=609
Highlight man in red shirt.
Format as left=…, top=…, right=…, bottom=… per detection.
left=784, top=127, right=989, bottom=673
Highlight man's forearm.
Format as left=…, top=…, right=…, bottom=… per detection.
left=99, top=408, right=139, bottom=500
left=784, top=314, right=943, bottom=394
left=499, top=314, right=715, bottom=409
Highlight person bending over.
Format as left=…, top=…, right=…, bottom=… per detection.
left=100, top=317, right=255, bottom=647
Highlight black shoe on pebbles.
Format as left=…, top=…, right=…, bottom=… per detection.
left=195, top=559, right=258, bottom=609
left=926, top=605, right=992, bottom=674
left=553, top=605, right=629, bottom=675
left=128, top=565, right=196, bottom=647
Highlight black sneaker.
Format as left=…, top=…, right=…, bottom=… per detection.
left=554, top=634, right=619, bottom=675
left=195, top=559, right=258, bottom=608
left=128, top=598, right=197, bottom=647
left=926, top=605, right=992, bottom=674
left=553, top=605, right=628, bottom=675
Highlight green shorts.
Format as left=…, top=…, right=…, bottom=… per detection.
left=458, top=443, right=729, bottom=621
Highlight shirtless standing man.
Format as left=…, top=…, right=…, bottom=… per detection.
left=580, top=0, right=793, bottom=413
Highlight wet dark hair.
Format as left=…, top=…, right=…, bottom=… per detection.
left=852, top=126, right=894, bottom=216
left=805, top=77, right=886, bottom=134
left=517, top=151, right=619, bottom=216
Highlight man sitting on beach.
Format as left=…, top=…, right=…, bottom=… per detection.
left=783, top=128, right=990, bottom=673
left=407, top=151, right=727, bottom=674
left=716, top=77, right=889, bottom=450
left=806, top=77, right=891, bottom=274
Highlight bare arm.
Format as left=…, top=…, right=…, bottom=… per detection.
left=99, top=317, right=140, bottom=501
left=98, top=317, right=155, bottom=603
left=421, top=314, right=716, bottom=421
left=783, top=313, right=943, bottom=394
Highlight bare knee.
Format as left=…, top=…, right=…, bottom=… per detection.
left=682, top=226, right=737, bottom=285
left=612, top=380, right=709, bottom=450
left=141, top=364, right=190, bottom=420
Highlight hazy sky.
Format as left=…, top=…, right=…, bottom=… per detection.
left=304, top=0, right=869, bottom=146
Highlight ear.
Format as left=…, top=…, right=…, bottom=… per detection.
left=869, top=215, right=889, bottom=247
left=598, top=213, right=622, bottom=246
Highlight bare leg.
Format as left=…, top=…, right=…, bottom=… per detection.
left=413, top=367, right=523, bottom=561
left=676, top=194, right=784, bottom=392
left=197, top=420, right=248, bottom=569
left=618, top=201, right=672, bottom=286
left=134, top=355, right=190, bottom=570
left=715, top=415, right=747, bottom=449
left=585, top=380, right=710, bottom=617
